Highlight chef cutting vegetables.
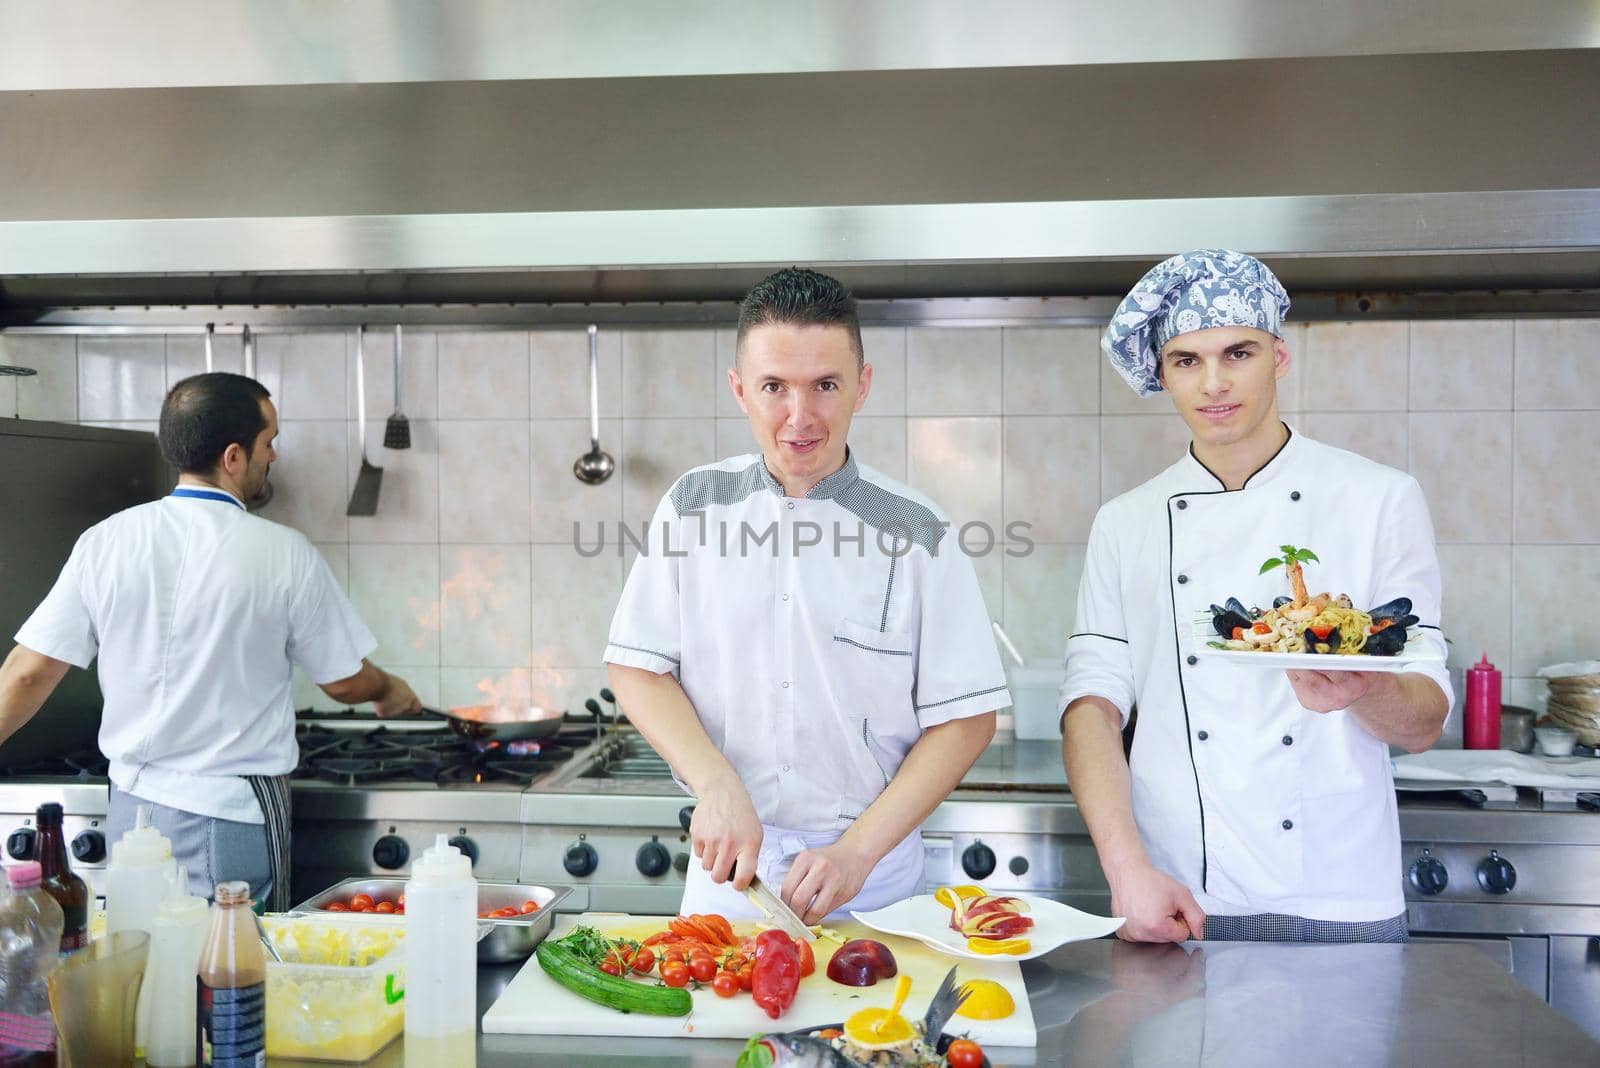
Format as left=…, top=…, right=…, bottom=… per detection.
left=605, top=267, right=1009, bottom=924
left=1060, top=250, right=1452, bottom=942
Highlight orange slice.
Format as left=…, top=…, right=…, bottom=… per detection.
left=966, top=936, right=1031, bottom=956
left=956, top=979, right=1016, bottom=1020
left=934, top=884, right=986, bottom=908
left=843, top=974, right=914, bottom=1050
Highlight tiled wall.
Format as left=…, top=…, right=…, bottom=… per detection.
left=3, top=319, right=1597, bottom=738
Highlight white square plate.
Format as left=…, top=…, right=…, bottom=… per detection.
left=1189, top=614, right=1443, bottom=673
left=852, top=894, right=1124, bottom=962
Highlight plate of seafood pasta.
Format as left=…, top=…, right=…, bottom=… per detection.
left=1190, top=545, right=1444, bottom=672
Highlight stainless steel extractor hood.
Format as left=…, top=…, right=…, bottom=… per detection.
left=2, top=0, right=1599, bottom=316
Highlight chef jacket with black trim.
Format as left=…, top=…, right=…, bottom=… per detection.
left=604, top=450, right=1010, bottom=836
left=1060, top=429, right=1453, bottom=923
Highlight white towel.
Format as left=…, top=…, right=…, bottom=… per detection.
left=1392, top=749, right=1600, bottom=791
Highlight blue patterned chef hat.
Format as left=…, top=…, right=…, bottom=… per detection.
left=1101, top=249, right=1291, bottom=397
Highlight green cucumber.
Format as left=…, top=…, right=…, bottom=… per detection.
left=536, top=940, right=692, bottom=1017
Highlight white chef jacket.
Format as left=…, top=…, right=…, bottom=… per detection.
left=1060, top=429, right=1452, bottom=923
left=15, top=486, right=376, bottom=823
left=604, top=451, right=1009, bottom=911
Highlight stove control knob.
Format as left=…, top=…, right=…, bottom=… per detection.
left=961, top=842, right=996, bottom=880
left=372, top=835, right=410, bottom=870
left=6, top=828, right=35, bottom=860
left=1475, top=850, right=1516, bottom=895
left=636, top=839, right=671, bottom=879
left=71, top=830, right=106, bottom=864
left=674, top=852, right=690, bottom=875
left=448, top=835, right=479, bottom=867
left=678, top=806, right=695, bottom=833
left=1408, top=852, right=1448, bottom=895
left=564, top=842, right=598, bottom=878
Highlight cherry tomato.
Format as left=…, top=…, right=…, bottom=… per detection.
left=660, top=961, right=690, bottom=988
left=946, top=1039, right=985, bottom=1068
left=711, top=971, right=739, bottom=998
left=520, top=900, right=540, bottom=914
left=631, top=948, right=655, bottom=974
left=689, top=955, right=717, bottom=983
left=794, top=937, right=815, bottom=978
left=737, top=963, right=754, bottom=992
left=598, top=956, right=622, bottom=977
left=349, top=893, right=375, bottom=911
left=394, top=904, right=404, bottom=914
left=491, top=907, right=520, bottom=919
left=663, top=948, right=685, bottom=965
left=356, top=905, right=375, bottom=913
left=397, top=894, right=406, bottom=906
left=375, top=900, right=396, bottom=914
left=324, top=902, right=349, bottom=912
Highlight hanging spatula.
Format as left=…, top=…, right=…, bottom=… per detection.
left=383, top=323, right=411, bottom=449
left=346, top=324, right=384, bottom=516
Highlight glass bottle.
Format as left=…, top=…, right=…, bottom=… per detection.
left=195, top=881, right=264, bottom=1068
left=33, top=804, right=88, bottom=956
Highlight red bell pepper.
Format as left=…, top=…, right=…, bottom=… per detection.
left=751, top=928, right=800, bottom=1020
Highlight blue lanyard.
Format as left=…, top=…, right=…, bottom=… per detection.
left=169, top=487, right=246, bottom=511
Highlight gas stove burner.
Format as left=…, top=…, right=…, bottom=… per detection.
left=293, top=721, right=576, bottom=788
left=0, top=749, right=109, bottom=781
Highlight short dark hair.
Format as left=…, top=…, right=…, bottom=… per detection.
left=736, top=267, right=864, bottom=366
left=158, top=372, right=272, bottom=473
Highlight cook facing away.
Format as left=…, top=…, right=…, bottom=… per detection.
left=604, top=268, right=1010, bottom=924
left=1061, top=250, right=1452, bottom=943
left=0, top=372, right=421, bottom=908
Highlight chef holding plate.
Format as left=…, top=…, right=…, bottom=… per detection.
left=1060, top=250, right=1452, bottom=943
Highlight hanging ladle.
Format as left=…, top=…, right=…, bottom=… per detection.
left=573, top=324, right=615, bottom=485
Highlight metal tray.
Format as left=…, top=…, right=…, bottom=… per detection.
left=292, top=877, right=572, bottom=963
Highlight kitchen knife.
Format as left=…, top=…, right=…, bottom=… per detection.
left=745, top=875, right=817, bottom=942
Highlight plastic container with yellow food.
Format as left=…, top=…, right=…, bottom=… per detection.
left=261, top=916, right=407, bottom=1063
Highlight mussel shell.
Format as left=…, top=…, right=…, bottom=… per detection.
left=1302, top=626, right=1340, bottom=653
left=1272, top=595, right=1293, bottom=609
left=1211, top=605, right=1254, bottom=638
left=1363, top=625, right=1409, bottom=656
left=1225, top=597, right=1252, bottom=618
left=1368, top=597, right=1413, bottom=624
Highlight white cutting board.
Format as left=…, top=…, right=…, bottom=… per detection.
left=481, top=914, right=1037, bottom=1047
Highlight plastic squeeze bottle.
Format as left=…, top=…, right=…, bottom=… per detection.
left=403, top=834, right=477, bottom=1067
left=107, top=804, right=177, bottom=940
left=1464, top=653, right=1503, bottom=750
left=33, top=803, right=89, bottom=956
left=196, top=881, right=265, bottom=1068
left=143, top=866, right=210, bottom=1067
left=0, top=862, right=65, bottom=1066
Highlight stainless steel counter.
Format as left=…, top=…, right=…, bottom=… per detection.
left=271, top=939, right=1599, bottom=1066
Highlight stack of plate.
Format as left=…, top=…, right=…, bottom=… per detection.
left=1540, top=662, right=1600, bottom=745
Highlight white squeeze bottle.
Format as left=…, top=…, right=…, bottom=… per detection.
left=141, top=865, right=211, bottom=1067
left=403, top=834, right=477, bottom=1067
left=106, top=804, right=177, bottom=939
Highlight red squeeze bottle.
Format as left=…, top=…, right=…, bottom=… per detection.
left=1464, top=654, right=1502, bottom=750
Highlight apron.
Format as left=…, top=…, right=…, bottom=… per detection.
left=245, top=773, right=293, bottom=913
left=679, top=823, right=925, bottom=921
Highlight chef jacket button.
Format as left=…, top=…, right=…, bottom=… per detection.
left=1177, top=574, right=1189, bottom=584
left=782, top=593, right=790, bottom=602
left=1186, top=654, right=1198, bottom=666
left=782, top=764, right=790, bottom=772
left=1197, top=730, right=1209, bottom=741
left=1282, top=734, right=1293, bottom=746
left=1282, top=819, right=1294, bottom=830
left=1176, top=499, right=1188, bottom=510
left=781, top=680, right=790, bottom=689
left=787, top=501, right=796, bottom=509
left=1290, top=491, right=1301, bottom=501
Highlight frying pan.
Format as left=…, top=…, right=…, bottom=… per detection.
left=423, top=704, right=567, bottom=742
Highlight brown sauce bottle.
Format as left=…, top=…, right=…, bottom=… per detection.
left=195, top=881, right=265, bottom=1067
left=32, top=803, right=87, bottom=955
